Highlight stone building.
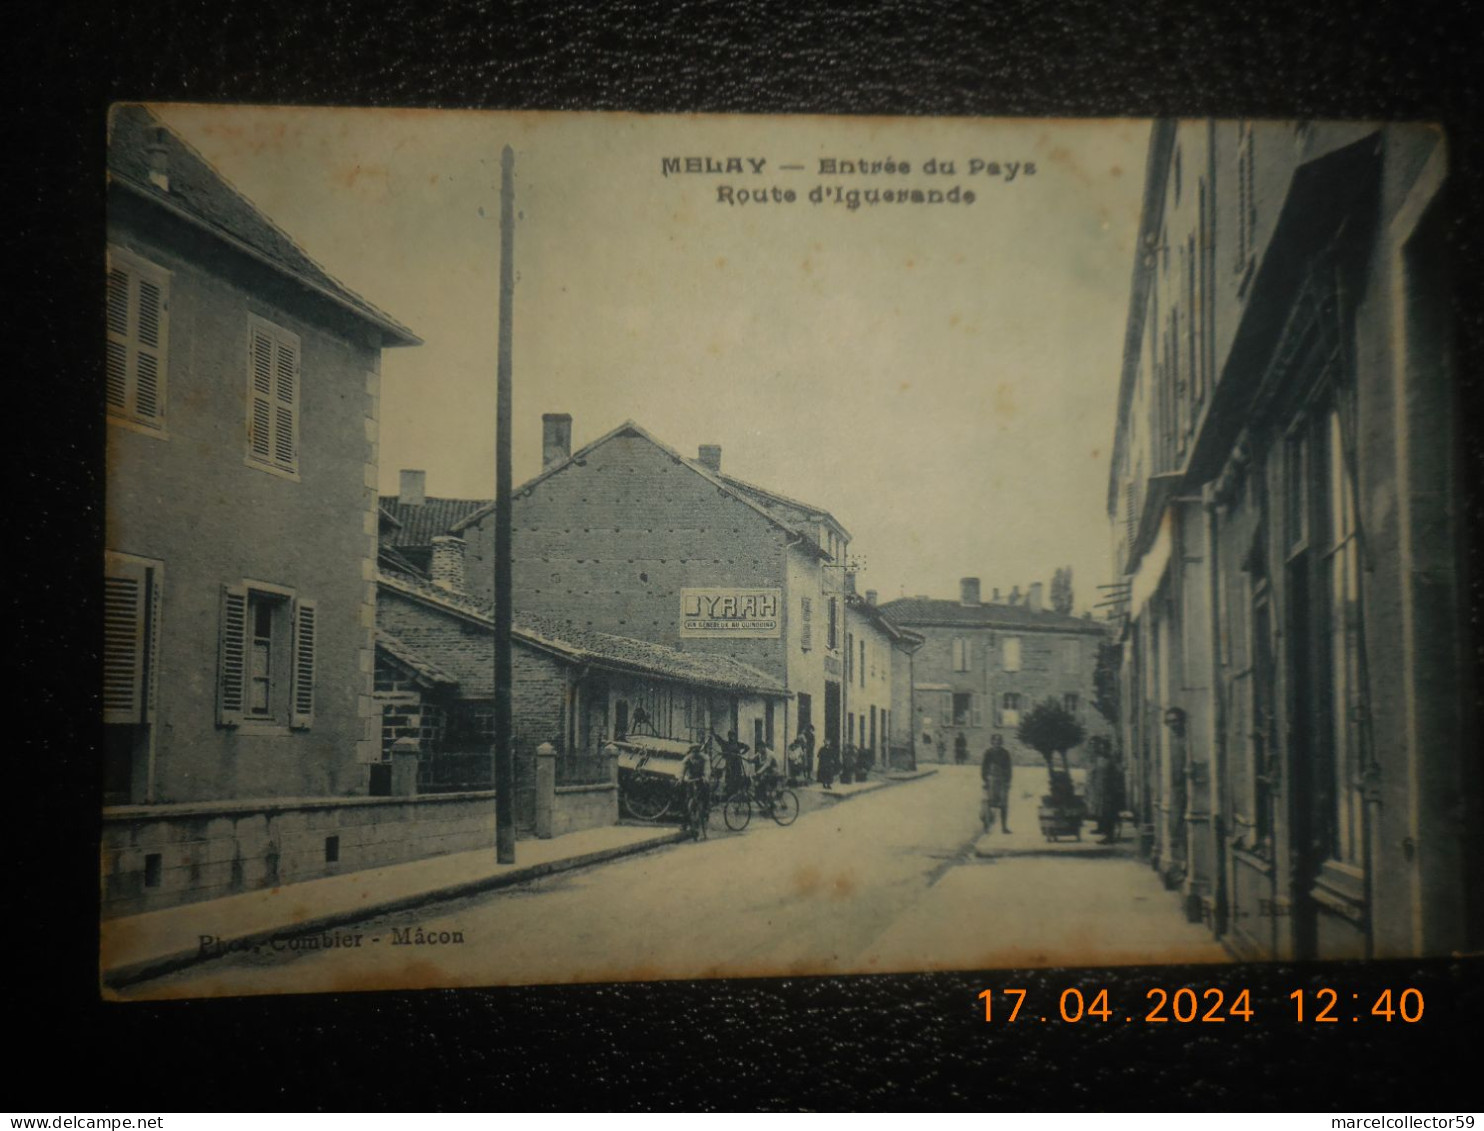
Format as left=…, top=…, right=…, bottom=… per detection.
left=101, top=106, right=504, bottom=917
left=878, top=578, right=1110, bottom=766
left=374, top=566, right=788, bottom=835
left=454, top=416, right=917, bottom=764
left=844, top=589, right=921, bottom=769
left=1107, top=120, right=1480, bottom=960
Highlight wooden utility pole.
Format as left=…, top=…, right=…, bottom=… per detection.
left=494, top=144, right=516, bottom=864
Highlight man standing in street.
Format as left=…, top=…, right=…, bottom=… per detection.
left=1088, top=739, right=1124, bottom=844
left=980, top=733, right=1013, bottom=833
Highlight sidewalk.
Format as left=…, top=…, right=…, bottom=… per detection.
left=101, top=823, right=684, bottom=991
left=972, top=802, right=1130, bottom=860
left=793, top=765, right=936, bottom=803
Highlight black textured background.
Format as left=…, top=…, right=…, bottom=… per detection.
left=16, top=0, right=1484, bottom=1111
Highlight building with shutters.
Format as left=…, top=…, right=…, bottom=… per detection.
left=101, top=105, right=456, bottom=917
left=1106, top=120, right=1480, bottom=960
left=878, top=578, right=1111, bottom=767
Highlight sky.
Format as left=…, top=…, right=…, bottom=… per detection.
left=153, top=106, right=1149, bottom=611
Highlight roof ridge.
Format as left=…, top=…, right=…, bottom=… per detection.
left=109, top=105, right=419, bottom=346
left=449, top=419, right=830, bottom=558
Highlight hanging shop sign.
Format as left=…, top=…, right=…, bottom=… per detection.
left=680, top=588, right=782, bottom=638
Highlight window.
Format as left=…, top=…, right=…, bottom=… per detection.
left=951, top=636, right=972, bottom=672
left=827, top=596, right=838, bottom=650
left=800, top=597, right=812, bottom=651
left=1002, top=636, right=1022, bottom=672
left=106, top=246, right=169, bottom=432
left=1235, top=122, right=1257, bottom=280
left=1000, top=692, right=1022, bottom=728
left=952, top=693, right=972, bottom=727
left=1061, top=638, right=1080, bottom=674
left=247, top=315, right=301, bottom=477
left=845, top=632, right=854, bottom=680
left=859, top=638, right=866, bottom=688
left=219, top=583, right=316, bottom=729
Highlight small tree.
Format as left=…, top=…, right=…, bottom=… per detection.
left=1017, top=697, right=1087, bottom=775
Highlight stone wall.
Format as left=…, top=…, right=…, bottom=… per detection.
left=551, top=783, right=619, bottom=838
left=101, top=793, right=495, bottom=918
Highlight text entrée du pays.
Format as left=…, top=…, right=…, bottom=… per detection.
left=661, top=155, right=1036, bottom=210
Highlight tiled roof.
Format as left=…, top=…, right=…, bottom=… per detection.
left=377, top=571, right=786, bottom=697
left=378, top=496, right=491, bottom=549
left=716, top=473, right=851, bottom=541
left=449, top=421, right=833, bottom=559
left=108, top=105, right=419, bottom=347
left=377, top=543, right=427, bottom=579
left=517, top=613, right=788, bottom=697
left=876, top=597, right=1107, bottom=635
left=376, top=630, right=459, bottom=687
left=847, top=593, right=923, bottom=645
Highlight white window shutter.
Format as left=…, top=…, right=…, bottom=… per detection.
left=106, top=249, right=169, bottom=427
left=1004, top=636, right=1022, bottom=672
left=249, top=328, right=274, bottom=462
left=273, top=335, right=299, bottom=471
left=972, top=696, right=983, bottom=728
left=291, top=597, right=316, bottom=729
left=133, top=277, right=166, bottom=421
left=103, top=560, right=148, bottom=724
left=247, top=317, right=302, bottom=474
left=218, top=584, right=248, bottom=727
left=106, top=267, right=131, bottom=411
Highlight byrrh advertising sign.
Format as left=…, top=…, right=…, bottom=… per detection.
left=679, top=588, right=782, bottom=638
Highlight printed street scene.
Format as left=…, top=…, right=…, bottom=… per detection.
left=101, top=107, right=1480, bottom=1000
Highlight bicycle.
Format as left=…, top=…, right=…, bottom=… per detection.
left=701, top=732, right=753, bottom=833
left=752, top=775, right=799, bottom=826
left=680, top=776, right=711, bottom=840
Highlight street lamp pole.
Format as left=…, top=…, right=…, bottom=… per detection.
left=494, top=144, right=516, bottom=864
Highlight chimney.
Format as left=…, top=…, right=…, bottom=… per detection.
left=992, top=587, right=1001, bottom=603
left=1009, top=585, right=1022, bottom=605
left=1027, top=582, right=1044, bottom=612
left=399, top=469, right=426, bottom=507
left=146, top=128, right=170, bottom=193
left=697, top=444, right=722, bottom=473
left=959, top=577, right=981, bottom=606
left=430, top=535, right=467, bottom=593
left=542, top=413, right=573, bottom=468
left=865, top=589, right=878, bottom=606
left=843, top=571, right=858, bottom=597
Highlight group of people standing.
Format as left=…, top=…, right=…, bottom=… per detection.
left=784, top=724, right=873, bottom=791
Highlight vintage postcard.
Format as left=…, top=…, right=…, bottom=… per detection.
left=100, top=106, right=1478, bottom=1000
